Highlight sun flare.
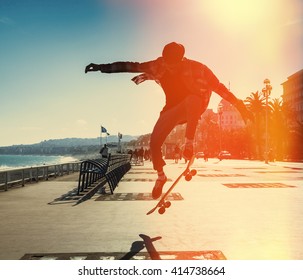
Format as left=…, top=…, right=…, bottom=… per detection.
left=203, top=0, right=277, bottom=30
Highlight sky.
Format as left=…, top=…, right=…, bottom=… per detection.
left=0, top=0, right=302, bottom=146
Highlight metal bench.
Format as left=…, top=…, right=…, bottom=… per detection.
left=104, top=154, right=131, bottom=193
left=77, top=154, right=131, bottom=197
left=77, top=159, right=108, bottom=195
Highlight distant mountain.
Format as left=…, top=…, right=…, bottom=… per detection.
left=37, top=135, right=138, bottom=147
left=0, top=135, right=138, bottom=155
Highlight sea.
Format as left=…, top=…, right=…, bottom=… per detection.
left=0, top=154, right=78, bottom=170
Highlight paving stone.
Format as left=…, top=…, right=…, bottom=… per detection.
left=0, top=159, right=302, bottom=260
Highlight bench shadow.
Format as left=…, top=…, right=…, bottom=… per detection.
left=47, top=186, right=80, bottom=205
left=120, top=234, right=162, bottom=260
left=48, top=181, right=109, bottom=206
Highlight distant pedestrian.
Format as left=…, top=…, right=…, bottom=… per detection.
left=268, top=149, right=274, bottom=162
left=138, top=147, right=144, bottom=163
left=204, top=149, right=209, bottom=162
left=174, top=145, right=181, bottom=163
left=99, top=144, right=109, bottom=158
left=133, top=149, right=139, bottom=163
left=127, top=149, right=133, bottom=162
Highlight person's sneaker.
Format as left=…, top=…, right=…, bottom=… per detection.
left=152, top=176, right=167, bottom=199
left=183, top=143, right=193, bottom=160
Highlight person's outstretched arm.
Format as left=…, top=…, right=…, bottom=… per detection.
left=204, top=66, right=253, bottom=123
left=214, top=83, right=253, bottom=123
left=85, top=60, right=157, bottom=74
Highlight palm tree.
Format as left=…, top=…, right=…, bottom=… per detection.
left=268, top=98, right=285, bottom=160
left=245, top=91, right=266, bottom=159
left=197, top=112, right=218, bottom=156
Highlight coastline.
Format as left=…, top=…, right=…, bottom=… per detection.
left=0, top=154, right=81, bottom=171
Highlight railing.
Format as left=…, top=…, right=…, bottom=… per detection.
left=0, top=162, right=81, bottom=191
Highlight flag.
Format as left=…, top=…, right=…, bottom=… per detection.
left=118, top=132, right=122, bottom=139
left=101, top=126, right=107, bottom=133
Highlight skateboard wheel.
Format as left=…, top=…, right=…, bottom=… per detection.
left=158, top=207, right=166, bottom=215
left=164, top=201, right=171, bottom=208
left=190, top=169, right=197, bottom=176
left=185, top=173, right=192, bottom=181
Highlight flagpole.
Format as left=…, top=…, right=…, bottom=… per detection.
left=100, top=125, right=103, bottom=147
left=101, top=126, right=109, bottom=146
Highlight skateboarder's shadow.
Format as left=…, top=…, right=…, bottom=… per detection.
left=120, top=234, right=161, bottom=260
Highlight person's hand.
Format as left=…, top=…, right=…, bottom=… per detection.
left=85, top=63, right=100, bottom=73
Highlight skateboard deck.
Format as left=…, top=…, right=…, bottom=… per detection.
left=146, top=155, right=196, bottom=215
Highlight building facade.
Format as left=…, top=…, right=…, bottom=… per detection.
left=217, top=99, right=245, bottom=130
left=281, top=69, right=303, bottom=123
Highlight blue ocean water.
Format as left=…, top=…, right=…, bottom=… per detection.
left=0, top=155, right=78, bottom=170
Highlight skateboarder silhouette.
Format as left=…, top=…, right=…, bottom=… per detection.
left=85, top=42, right=252, bottom=199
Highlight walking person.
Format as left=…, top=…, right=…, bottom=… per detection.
left=99, top=144, right=109, bottom=158
left=174, top=144, right=181, bottom=164
left=85, top=42, right=252, bottom=199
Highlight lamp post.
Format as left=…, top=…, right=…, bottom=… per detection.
left=217, top=103, right=224, bottom=153
left=262, top=79, right=272, bottom=164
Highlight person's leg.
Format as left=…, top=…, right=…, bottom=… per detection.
left=150, top=95, right=205, bottom=198
left=183, top=95, right=205, bottom=159
left=150, top=106, right=187, bottom=199
left=150, top=110, right=185, bottom=172
left=150, top=95, right=204, bottom=166
left=185, top=95, right=204, bottom=139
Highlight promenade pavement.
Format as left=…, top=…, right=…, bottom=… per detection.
left=0, top=158, right=302, bottom=260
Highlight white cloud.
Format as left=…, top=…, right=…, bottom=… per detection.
left=0, top=17, right=14, bottom=25
left=76, top=119, right=87, bottom=126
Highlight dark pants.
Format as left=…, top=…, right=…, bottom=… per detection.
left=150, top=95, right=205, bottom=171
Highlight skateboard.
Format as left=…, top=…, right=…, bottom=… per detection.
left=139, top=234, right=161, bottom=260
left=146, top=155, right=196, bottom=215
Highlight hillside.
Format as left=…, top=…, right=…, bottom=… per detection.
left=0, top=136, right=138, bottom=155
left=37, top=135, right=137, bottom=147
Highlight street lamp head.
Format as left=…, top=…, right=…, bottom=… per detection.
left=262, top=78, right=272, bottom=97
